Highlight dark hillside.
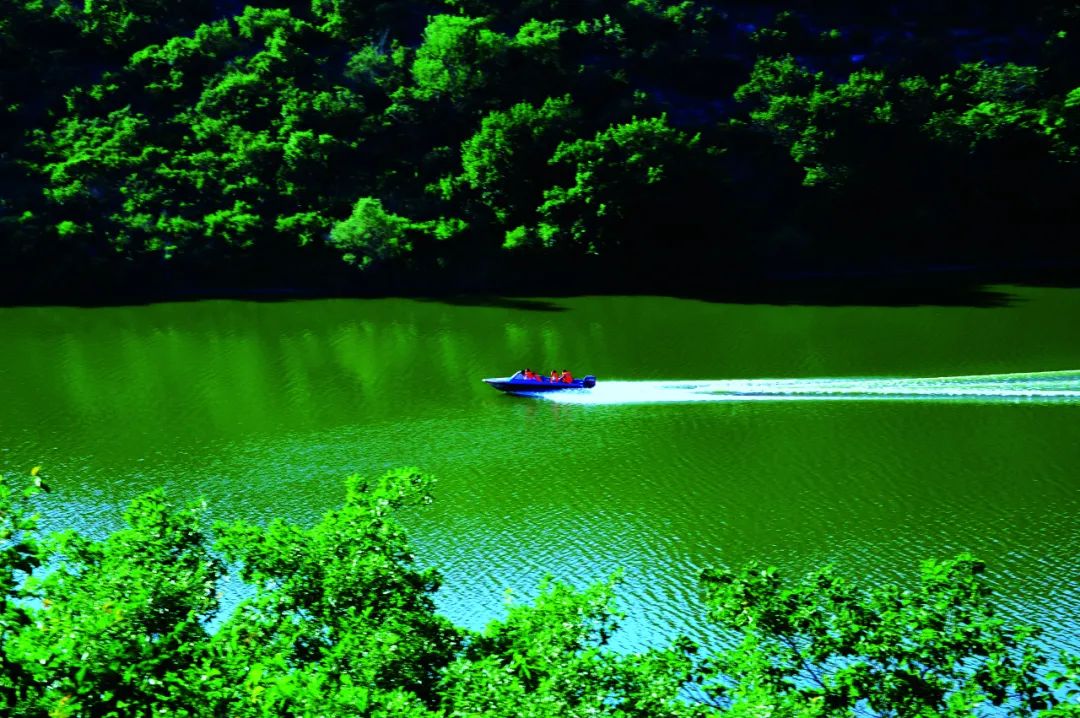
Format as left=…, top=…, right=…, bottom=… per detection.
left=2, top=1, right=1079, bottom=301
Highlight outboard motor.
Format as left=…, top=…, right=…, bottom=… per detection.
left=582, top=375, right=597, bottom=388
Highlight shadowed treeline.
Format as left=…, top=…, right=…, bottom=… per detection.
left=2, top=1, right=1080, bottom=303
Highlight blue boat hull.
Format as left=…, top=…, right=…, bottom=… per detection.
left=483, top=375, right=596, bottom=393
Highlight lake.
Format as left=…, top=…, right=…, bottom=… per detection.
left=1, top=287, right=1078, bottom=653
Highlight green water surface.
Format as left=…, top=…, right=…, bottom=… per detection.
left=1, top=287, right=1078, bottom=650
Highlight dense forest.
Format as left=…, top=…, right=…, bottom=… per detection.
left=2, top=469, right=1078, bottom=716
left=3, top=1, right=1080, bottom=299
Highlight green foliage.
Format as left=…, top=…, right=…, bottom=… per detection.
left=210, top=468, right=459, bottom=715
left=329, top=197, right=413, bottom=267
left=513, top=18, right=567, bottom=57
left=330, top=196, right=466, bottom=267
left=535, top=115, right=702, bottom=252
left=411, top=15, right=510, bottom=104
left=127, top=21, right=240, bottom=96
left=311, top=0, right=372, bottom=41
left=452, top=95, right=579, bottom=224
left=1045, top=655, right=1080, bottom=716
left=6, top=0, right=1080, bottom=293
left=50, top=0, right=214, bottom=49
left=33, top=7, right=371, bottom=263
left=926, top=62, right=1058, bottom=150
left=345, top=42, right=409, bottom=93
left=734, top=53, right=1079, bottom=188
left=700, top=555, right=1059, bottom=716
left=628, top=0, right=710, bottom=28
left=2, top=469, right=221, bottom=716
left=440, top=576, right=704, bottom=717
left=0, top=468, right=1078, bottom=716
left=735, top=57, right=904, bottom=185
left=0, top=469, right=47, bottom=710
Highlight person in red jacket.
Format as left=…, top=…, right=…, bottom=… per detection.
left=560, top=370, right=573, bottom=383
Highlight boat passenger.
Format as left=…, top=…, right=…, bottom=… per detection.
left=550, top=370, right=559, bottom=382
left=561, top=370, right=573, bottom=383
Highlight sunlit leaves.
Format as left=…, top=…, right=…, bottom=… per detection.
left=34, top=7, right=371, bottom=262
left=10, top=0, right=1080, bottom=286
left=211, top=469, right=460, bottom=712
left=735, top=54, right=1075, bottom=186
left=534, top=115, right=701, bottom=251
left=2, top=467, right=1079, bottom=716
left=440, top=576, right=704, bottom=717
left=329, top=197, right=416, bottom=267
left=50, top=0, right=214, bottom=50
left=453, top=95, right=579, bottom=224
left=10, top=486, right=222, bottom=715
left=700, top=554, right=1059, bottom=717
left=126, top=20, right=238, bottom=97
left=329, top=198, right=466, bottom=267
left=735, top=57, right=901, bottom=185
left=514, top=18, right=567, bottom=56
left=412, top=15, right=509, bottom=103
left=926, top=62, right=1059, bottom=150
left=38, top=107, right=151, bottom=206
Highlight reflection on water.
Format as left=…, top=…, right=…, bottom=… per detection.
left=1, top=290, right=1079, bottom=652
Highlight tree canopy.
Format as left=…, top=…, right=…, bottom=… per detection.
left=2, top=468, right=1078, bottom=716
left=2, top=1, right=1079, bottom=299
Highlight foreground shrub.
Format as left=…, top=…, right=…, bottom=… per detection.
left=1, top=468, right=1076, bottom=716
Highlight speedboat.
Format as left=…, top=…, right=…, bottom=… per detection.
left=483, top=371, right=597, bottom=393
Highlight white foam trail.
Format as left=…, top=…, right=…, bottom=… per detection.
left=533, top=371, right=1080, bottom=406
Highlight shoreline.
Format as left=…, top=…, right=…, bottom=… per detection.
left=4, top=259, right=1079, bottom=309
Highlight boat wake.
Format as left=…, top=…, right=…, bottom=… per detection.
left=536, top=370, right=1080, bottom=406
